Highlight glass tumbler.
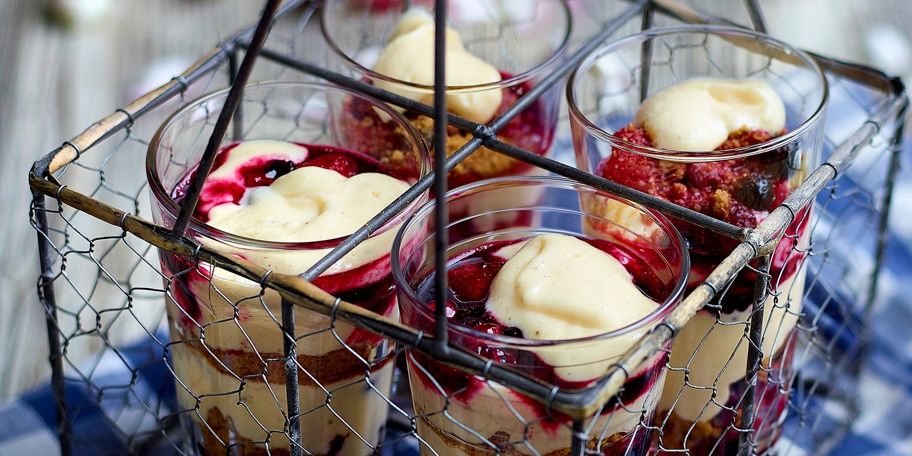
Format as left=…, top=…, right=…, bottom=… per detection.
left=567, top=25, right=828, bottom=454
left=321, top=0, right=572, bottom=193
left=392, top=176, right=690, bottom=456
left=147, top=81, right=431, bottom=456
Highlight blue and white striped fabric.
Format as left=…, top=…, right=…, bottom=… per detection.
left=0, top=331, right=177, bottom=455
left=3, top=96, right=911, bottom=456
left=829, top=238, right=912, bottom=455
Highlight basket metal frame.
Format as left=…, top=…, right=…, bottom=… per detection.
left=27, top=0, right=910, bottom=455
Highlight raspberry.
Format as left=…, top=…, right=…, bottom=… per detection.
left=472, top=322, right=503, bottom=336
left=304, top=153, right=362, bottom=177
left=447, top=259, right=503, bottom=303
left=614, top=124, right=653, bottom=146
left=684, top=160, right=745, bottom=191
left=468, top=329, right=519, bottom=364
left=601, top=126, right=687, bottom=195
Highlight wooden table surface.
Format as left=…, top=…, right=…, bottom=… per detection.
left=1, top=0, right=910, bottom=402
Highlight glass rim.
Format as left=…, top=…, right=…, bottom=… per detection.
left=320, top=0, right=574, bottom=93
left=391, top=175, right=691, bottom=347
left=566, top=24, right=830, bottom=162
left=146, top=80, right=432, bottom=249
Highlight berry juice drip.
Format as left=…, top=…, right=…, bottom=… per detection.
left=600, top=126, right=808, bottom=313
left=412, top=236, right=669, bottom=400
left=164, top=142, right=404, bottom=332
left=171, top=142, right=405, bottom=222
left=162, top=252, right=395, bottom=324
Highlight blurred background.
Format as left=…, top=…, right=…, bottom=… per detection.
left=1, top=0, right=910, bottom=426
left=0, top=0, right=265, bottom=400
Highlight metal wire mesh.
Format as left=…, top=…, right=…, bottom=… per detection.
left=26, top=0, right=908, bottom=455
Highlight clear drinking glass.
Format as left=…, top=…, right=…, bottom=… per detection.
left=392, top=176, right=690, bottom=456
left=321, top=0, right=572, bottom=194
left=567, top=25, right=828, bottom=454
left=147, top=81, right=431, bottom=456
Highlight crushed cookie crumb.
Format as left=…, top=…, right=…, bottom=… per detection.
left=713, top=188, right=732, bottom=217
left=410, top=114, right=522, bottom=186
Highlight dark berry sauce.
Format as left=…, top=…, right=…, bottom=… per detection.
left=172, top=141, right=405, bottom=223
left=599, top=125, right=809, bottom=313
left=500, top=71, right=556, bottom=155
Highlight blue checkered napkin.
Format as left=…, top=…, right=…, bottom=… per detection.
left=827, top=238, right=912, bottom=456
left=810, top=134, right=912, bottom=456
left=0, top=328, right=422, bottom=456
left=0, top=330, right=176, bottom=456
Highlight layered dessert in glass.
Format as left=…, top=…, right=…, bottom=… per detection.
left=147, top=82, right=431, bottom=456
left=568, top=26, right=828, bottom=454
left=392, top=176, right=690, bottom=456
left=321, top=0, right=571, bottom=199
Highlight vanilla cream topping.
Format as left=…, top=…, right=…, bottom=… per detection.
left=634, top=78, right=785, bottom=151
left=372, top=9, right=503, bottom=124
left=204, top=140, right=409, bottom=275
left=485, top=234, right=659, bottom=381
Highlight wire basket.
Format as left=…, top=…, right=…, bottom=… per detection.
left=27, top=0, right=909, bottom=455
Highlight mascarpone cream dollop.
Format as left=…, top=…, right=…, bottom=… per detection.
left=485, top=233, right=659, bottom=382
left=372, top=9, right=503, bottom=124
left=204, top=140, right=409, bottom=275
left=633, top=78, right=786, bottom=152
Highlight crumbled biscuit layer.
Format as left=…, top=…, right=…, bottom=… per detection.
left=410, top=114, right=521, bottom=184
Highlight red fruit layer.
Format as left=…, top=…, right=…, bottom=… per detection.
left=172, top=142, right=408, bottom=223
left=599, top=125, right=808, bottom=313
left=405, top=237, right=669, bottom=419
left=165, top=142, right=405, bottom=344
